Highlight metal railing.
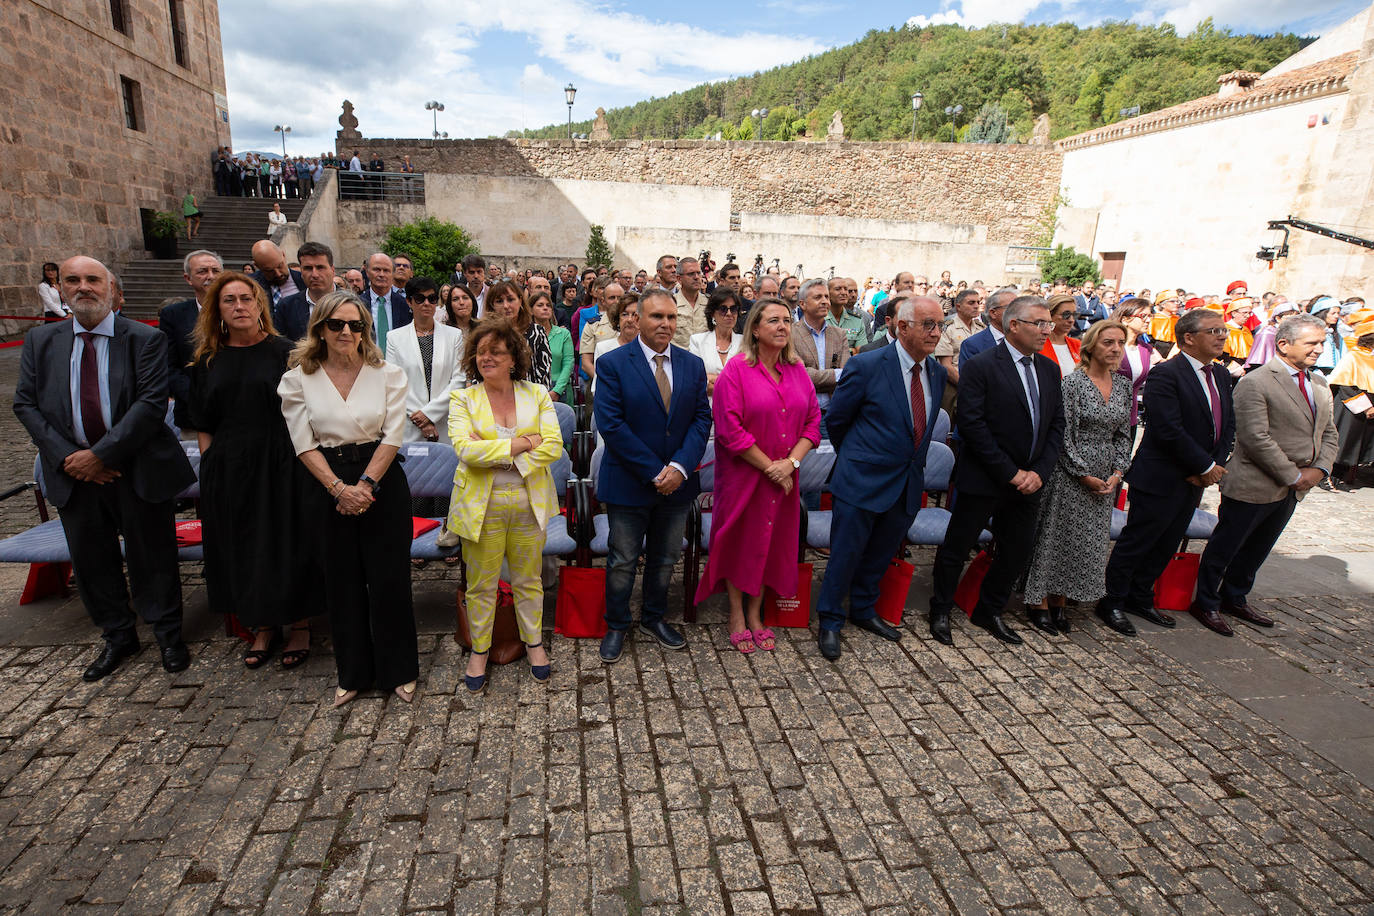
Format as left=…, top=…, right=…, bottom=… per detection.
left=336, top=169, right=426, bottom=204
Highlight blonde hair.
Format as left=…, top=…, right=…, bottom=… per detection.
left=288, top=290, right=384, bottom=373
left=191, top=272, right=276, bottom=365
left=1078, top=319, right=1126, bottom=370
left=740, top=297, right=799, bottom=366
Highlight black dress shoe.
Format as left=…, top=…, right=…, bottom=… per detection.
left=639, top=620, right=686, bottom=650
left=599, top=629, right=626, bottom=663
left=160, top=641, right=191, bottom=673
left=1050, top=606, right=1071, bottom=633
left=851, top=615, right=902, bottom=641
left=817, top=629, right=841, bottom=661
left=1095, top=606, right=1137, bottom=636
left=1189, top=604, right=1235, bottom=637
left=972, top=614, right=1023, bottom=645
left=1222, top=601, right=1274, bottom=627
left=83, top=641, right=141, bottom=682
left=1026, top=606, right=1058, bottom=635
left=929, top=612, right=953, bottom=646
left=1126, top=606, right=1176, bottom=628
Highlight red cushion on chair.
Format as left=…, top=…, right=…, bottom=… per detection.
left=412, top=517, right=441, bottom=539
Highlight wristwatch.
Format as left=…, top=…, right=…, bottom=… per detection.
left=359, top=474, right=381, bottom=496
left=789, top=458, right=801, bottom=471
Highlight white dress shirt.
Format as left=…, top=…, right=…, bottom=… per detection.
left=1003, top=339, right=1040, bottom=427
left=68, top=311, right=115, bottom=446
left=637, top=336, right=686, bottom=478
left=1181, top=351, right=1220, bottom=473
left=368, top=288, right=394, bottom=332
left=893, top=340, right=933, bottom=430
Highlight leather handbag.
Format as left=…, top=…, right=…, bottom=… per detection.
left=554, top=566, right=608, bottom=638
left=954, top=550, right=993, bottom=616
left=1153, top=552, right=1201, bottom=612
left=876, top=558, right=916, bottom=625
left=455, top=581, right=527, bottom=664
left=764, top=562, right=813, bottom=628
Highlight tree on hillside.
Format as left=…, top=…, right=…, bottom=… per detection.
left=1040, top=245, right=1101, bottom=286
left=382, top=217, right=478, bottom=282
left=966, top=103, right=1014, bottom=143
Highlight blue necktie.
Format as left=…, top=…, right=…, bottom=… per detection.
left=1019, top=356, right=1040, bottom=444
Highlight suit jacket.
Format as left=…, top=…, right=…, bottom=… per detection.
left=1126, top=353, right=1235, bottom=496
left=445, top=382, right=562, bottom=541
left=1073, top=293, right=1107, bottom=333
left=249, top=268, right=306, bottom=306
left=827, top=345, right=947, bottom=516
left=14, top=316, right=195, bottom=509
left=158, top=297, right=199, bottom=429
left=361, top=288, right=413, bottom=338
left=954, top=342, right=1066, bottom=496
left=593, top=342, right=712, bottom=507
left=958, top=326, right=999, bottom=367
left=272, top=291, right=313, bottom=343
left=790, top=322, right=849, bottom=394
left=858, top=334, right=893, bottom=355
left=1221, top=357, right=1338, bottom=505
left=385, top=322, right=465, bottom=444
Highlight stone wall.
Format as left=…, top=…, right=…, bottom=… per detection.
left=339, top=138, right=1063, bottom=246
left=0, top=0, right=230, bottom=322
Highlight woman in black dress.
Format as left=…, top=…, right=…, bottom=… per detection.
left=190, top=272, right=311, bottom=668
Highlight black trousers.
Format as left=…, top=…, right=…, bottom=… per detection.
left=60, top=477, right=183, bottom=648
left=1195, top=493, right=1296, bottom=612
left=1104, top=483, right=1199, bottom=611
left=931, top=489, right=1041, bottom=620
left=309, top=455, right=419, bottom=691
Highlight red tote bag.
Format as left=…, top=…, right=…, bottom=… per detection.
left=764, top=562, right=813, bottom=628
left=555, top=566, right=607, bottom=638
left=1153, top=552, right=1200, bottom=612
left=876, top=558, right=916, bottom=625
left=954, top=550, right=992, bottom=617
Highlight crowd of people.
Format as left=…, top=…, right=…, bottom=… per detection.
left=15, top=243, right=1374, bottom=699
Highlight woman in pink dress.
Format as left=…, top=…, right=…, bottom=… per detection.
left=694, top=299, right=821, bottom=653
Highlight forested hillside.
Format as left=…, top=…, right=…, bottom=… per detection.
left=516, top=19, right=1304, bottom=143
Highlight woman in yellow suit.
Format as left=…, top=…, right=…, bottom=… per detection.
left=447, top=318, right=563, bottom=694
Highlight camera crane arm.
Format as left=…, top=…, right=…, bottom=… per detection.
left=1257, top=216, right=1374, bottom=261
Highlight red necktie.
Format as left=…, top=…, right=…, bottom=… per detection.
left=1295, top=371, right=1315, bottom=417
left=909, top=364, right=926, bottom=447
left=1203, top=364, right=1222, bottom=445
left=78, top=332, right=107, bottom=445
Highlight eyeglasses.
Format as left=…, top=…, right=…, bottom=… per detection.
left=1055, top=311, right=1076, bottom=319
left=717, top=306, right=739, bottom=314
left=324, top=318, right=365, bottom=333
left=411, top=293, right=439, bottom=303
left=901, top=319, right=942, bottom=332
left=1198, top=327, right=1229, bottom=338
left=1016, top=319, right=1056, bottom=331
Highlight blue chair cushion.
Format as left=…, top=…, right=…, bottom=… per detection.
left=699, top=512, right=712, bottom=552
left=589, top=514, right=687, bottom=556
left=906, top=508, right=951, bottom=545
left=0, top=521, right=71, bottom=564
left=543, top=515, right=577, bottom=556
left=805, top=510, right=833, bottom=550
left=410, top=519, right=460, bottom=561
left=1187, top=509, right=1218, bottom=540
left=177, top=544, right=204, bottom=562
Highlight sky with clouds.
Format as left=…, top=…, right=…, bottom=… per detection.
left=221, top=0, right=1367, bottom=155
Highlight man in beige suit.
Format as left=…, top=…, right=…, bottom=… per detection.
left=1192, top=314, right=1339, bottom=635
left=791, top=279, right=850, bottom=423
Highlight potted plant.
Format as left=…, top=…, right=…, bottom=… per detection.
left=149, top=210, right=183, bottom=259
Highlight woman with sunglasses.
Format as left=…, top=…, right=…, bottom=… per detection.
left=279, top=291, right=419, bottom=708
left=689, top=287, right=745, bottom=403
left=1040, top=293, right=1082, bottom=377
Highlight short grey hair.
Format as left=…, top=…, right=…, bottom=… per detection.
left=986, top=288, right=1016, bottom=311
left=183, top=249, right=222, bottom=274
left=1276, top=313, right=1327, bottom=344
left=1004, top=294, right=1047, bottom=326
left=896, top=295, right=940, bottom=323
left=798, top=278, right=828, bottom=303
left=639, top=287, right=675, bottom=312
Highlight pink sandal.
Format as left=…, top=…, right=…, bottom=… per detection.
left=752, top=628, right=776, bottom=651
left=729, top=631, right=757, bottom=654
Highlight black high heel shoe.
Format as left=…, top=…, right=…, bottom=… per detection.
left=464, top=649, right=490, bottom=694
left=526, top=642, right=551, bottom=683
left=243, top=628, right=280, bottom=669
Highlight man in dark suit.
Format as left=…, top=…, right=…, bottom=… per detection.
left=957, top=287, right=1013, bottom=366
left=361, top=252, right=412, bottom=353
left=1073, top=280, right=1107, bottom=336
left=14, top=257, right=197, bottom=681
left=930, top=295, right=1065, bottom=646
left=816, top=296, right=948, bottom=661
left=1099, top=307, right=1235, bottom=635
left=249, top=240, right=305, bottom=309
left=159, top=249, right=222, bottom=431
left=858, top=293, right=904, bottom=353
left=272, top=241, right=336, bottom=341
left=594, top=289, right=712, bottom=663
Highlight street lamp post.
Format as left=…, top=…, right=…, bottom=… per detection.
left=943, top=104, right=963, bottom=142
left=425, top=101, right=447, bottom=139
left=564, top=83, right=577, bottom=138
left=751, top=107, right=769, bottom=140
left=910, top=92, right=923, bottom=141
left=273, top=124, right=291, bottom=158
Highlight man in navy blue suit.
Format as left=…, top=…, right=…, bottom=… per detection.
left=815, top=296, right=947, bottom=661
left=1099, top=307, right=1235, bottom=635
left=360, top=252, right=412, bottom=353
left=272, top=241, right=335, bottom=342
left=249, top=240, right=305, bottom=309
left=158, top=249, right=222, bottom=431
left=594, top=289, right=713, bottom=663
left=957, top=287, right=1013, bottom=367
left=930, top=295, right=1065, bottom=647
left=1073, top=280, right=1107, bottom=336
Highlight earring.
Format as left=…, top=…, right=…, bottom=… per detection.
left=220, top=319, right=227, bottom=335
left=258, top=315, right=266, bottom=330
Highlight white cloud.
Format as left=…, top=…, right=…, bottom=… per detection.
left=1134, top=0, right=1362, bottom=32
left=907, top=0, right=1049, bottom=28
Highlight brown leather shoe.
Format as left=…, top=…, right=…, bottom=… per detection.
left=1189, top=603, right=1234, bottom=637
left=1222, top=601, right=1274, bottom=627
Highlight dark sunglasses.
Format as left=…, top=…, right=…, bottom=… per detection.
left=717, top=305, right=740, bottom=314
left=411, top=293, right=440, bottom=303
left=324, top=318, right=365, bottom=333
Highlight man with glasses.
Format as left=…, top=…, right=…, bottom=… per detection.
left=929, top=295, right=1064, bottom=648
left=1098, top=307, right=1234, bottom=637
left=673, top=257, right=707, bottom=346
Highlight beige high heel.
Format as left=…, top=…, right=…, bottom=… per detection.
left=394, top=681, right=417, bottom=703
left=333, top=687, right=358, bottom=708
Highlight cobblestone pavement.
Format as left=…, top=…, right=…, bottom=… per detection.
left=0, top=348, right=1371, bottom=914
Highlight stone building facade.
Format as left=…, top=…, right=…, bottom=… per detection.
left=0, top=0, right=230, bottom=319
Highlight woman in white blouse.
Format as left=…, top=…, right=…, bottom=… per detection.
left=278, top=290, right=419, bottom=708
left=38, top=262, right=67, bottom=318
left=688, top=287, right=744, bottom=399
left=267, top=202, right=287, bottom=235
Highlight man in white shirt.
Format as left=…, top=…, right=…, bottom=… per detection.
left=461, top=254, right=487, bottom=317
left=364, top=253, right=411, bottom=351
left=790, top=279, right=849, bottom=414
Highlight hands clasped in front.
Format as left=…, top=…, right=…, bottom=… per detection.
left=763, top=459, right=795, bottom=495
left=64, top=449, right=120, bottom=484
left=335, top=483, right=374, bottom=516
left=653, top=465, right=685, bottom=495
left=1009, top=469, right=1042, bottom=495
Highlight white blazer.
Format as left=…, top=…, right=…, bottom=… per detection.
left=689, top=330, right=743, bottom=376
left=385, top=322, right=465, bottom=444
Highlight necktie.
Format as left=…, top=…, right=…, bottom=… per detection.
left=1295, top=370, right=1315, bottom=418
left=77, top=333, right=107, bottom=445
left=1019, top=356, right=1040, bottom=443
left=909, top=363, right=926, bottom=447
left=653, top=354, right=671, bottom=412
left=375, top=295, right=390, bottom=350
left=1203, top=364, right=1222, bottom=444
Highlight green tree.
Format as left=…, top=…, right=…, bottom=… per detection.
left=1040, top=244, right=1101, bottom=285
left=585, top=224, right=613, bottom=271
left=966, top=102, right=1013, bottom=143
left=382, top=216, right=478, bottom=282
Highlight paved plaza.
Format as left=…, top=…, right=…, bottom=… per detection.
left=0, top=346, right=1370, bottom=914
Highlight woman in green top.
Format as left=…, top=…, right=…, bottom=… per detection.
left=181, top=191, right=201, bottom=239
left=531, top=291, right=573, bottom=402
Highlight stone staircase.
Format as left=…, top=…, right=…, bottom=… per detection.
left=119, top=196, right=308, bottom=319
